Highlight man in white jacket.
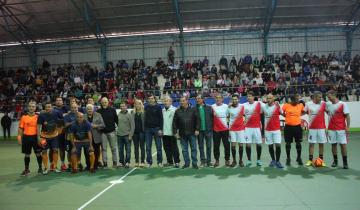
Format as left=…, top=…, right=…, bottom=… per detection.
left=162, top=96, right=180, bottom=168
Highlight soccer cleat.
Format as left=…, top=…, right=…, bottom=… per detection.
left=21, top=170, right=30, bottom=176
left=61, top=164, right=68, bottom=172
left=42, top=168, right=49, bottom=175
left=286, top=158, right=291, bottom=166
left=238, top=161, right=244, bottom=167
left=331, top=161, right=338, bottom=167
left=296, top=158, right=303, bottom=166
left=305, top=160, right=313, bottom=167
left=269, top=160, right=276, bottom=167
left=256, top=160, right=263, bottom=166
left=276, top=162, right=284, bottom=169
left=245, top=161, right=252, bottom=167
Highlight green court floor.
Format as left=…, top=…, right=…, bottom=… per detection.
left=1, top=133, right=360, bottom=210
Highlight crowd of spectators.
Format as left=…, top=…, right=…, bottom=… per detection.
left=1, top=48, right=360, bottom=119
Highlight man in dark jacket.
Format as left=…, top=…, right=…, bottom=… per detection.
left=1, top=113, right=12, bottom=139
left=97, top=97, right=118, bottom=168
left=173, top=96, right=200, bottom=169
left=196, top=94, right=213, bottom=167
left=144, top=95, right=163, bottom=167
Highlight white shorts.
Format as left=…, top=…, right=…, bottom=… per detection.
left=229, top=130, right=246, bottom=143
left=265, top=130, right=282, bottom=145
left=245, top=128, right=262, bottom=144
left=308, top=129, right=327, bottom=144
left=328, top=130, right=347, bottom=145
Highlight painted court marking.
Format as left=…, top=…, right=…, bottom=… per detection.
left=77, top=152, right=157, bottom=210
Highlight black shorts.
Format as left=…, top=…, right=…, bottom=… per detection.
left=58, top=133, right=71, bottom=151
left=22, top=135, right=41, bottom=154
left=284, top=125, right=303, bottom=143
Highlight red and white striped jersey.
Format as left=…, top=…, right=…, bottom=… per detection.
left=326, top=101, right=350, bottom=130
left=261, top=103, right=282, bottom=131
left=304, top=101, right=326, bottom=129
left=212, top=103, right=229, bottom=131
left=243, top=101, right=262, bottom=128
left=228, top=104, right=245, bottom=131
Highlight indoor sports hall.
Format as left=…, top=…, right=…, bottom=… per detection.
left=0, top=0, right=360, bottom=210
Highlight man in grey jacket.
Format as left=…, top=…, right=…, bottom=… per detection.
left=173, top=96, right=200, bottom=169
left=117, top=102, right=135, bottom=168
left=84, top=104, right=105, bottom=170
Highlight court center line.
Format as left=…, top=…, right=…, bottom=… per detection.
left=77, top=152, right=157, bottom=210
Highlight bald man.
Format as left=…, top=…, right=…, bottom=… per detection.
left=97, top=97, right=118, bottom=168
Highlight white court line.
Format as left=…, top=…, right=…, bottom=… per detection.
left=77, top=152, right=157, bottom=210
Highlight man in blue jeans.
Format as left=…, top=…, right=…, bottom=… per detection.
left=117, top=102, right=134, bottom=168
left=196, top=94, right=213, bottom=167
left=173, top=96, right=200, bottom=169
left=144, top=95, right=163, bottom=168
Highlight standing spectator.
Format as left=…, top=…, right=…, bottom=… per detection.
left=144, top=94, right=163, bottom=167
left=196, top=94, right=213, bottom=167
left=116, top=102, right=134, bottom=168
left=97, top=97, right=118, bottom=168
left=132, top=99, right=146, bottom=167
left=162, top=96, right=180, bottom=168
left=168, top=46, right=175, bottom=64
left=1, top=112, right=12, bottom=139
left=173, top=96, right=200, bottom=169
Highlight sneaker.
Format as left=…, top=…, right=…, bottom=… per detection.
left=296, top=157, right=303, bottom=166
left=213, top=161, right=220, bottom=168
left=343, top=164, right=349, bottom=169
left=182, top=165, right=190, bottom=169
left=147, top=163, right=152, bottom=168
left=158, top=163, right=163, bottom=168
left=269, top=160, right=276, bottom=167
left=305, top=160, right=313, bottom=167
left=103, top=162, right=108, bottom=169
left=112, top=163, right=118, bottom=168
left=245, top=161, right=252, bottom=167
left=89, top=168, right=96, bottom=173
left=163, top=163, right=173, bottom=167
left=54, top=168, right=61, bottom=173
left=124, top=163, right=130, bottom=168
left=321, top=161, right=326, bottom=167
left=192, top=164, right=199, bottom=169
left=61, top=164, right=68, bottom=172
left=78, top=163, right=84, bottom=171
left=275, top=162, right=284, bottom=169
left=331, top=161, right=338, bottom=167
left=225, top=160, right=231, bottom=167
left=286, top=158, right=291, bottom=166
left=71, top=169, right=78, bottom=174
left=42, top=168, right=49, bottom=175
left=21, top=170, right=30, bottom=176
left=37, top=168, right=43, bottom=174
left=199, top=162, right=205, bottom=168
left=238, top=161, right=244, bottom=167
left=98, top=162, right=103, bottom=168
left=139, top=163, right=145, bottom=168
left=230, top=161, right=237, bottom=167
left=117, top=163, right=124, bottom=168
left=175, top=163, right=180, bottom=168
left=206, top=163, right=213, bottom=167
left=256, top=160, right=263, bottom=166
